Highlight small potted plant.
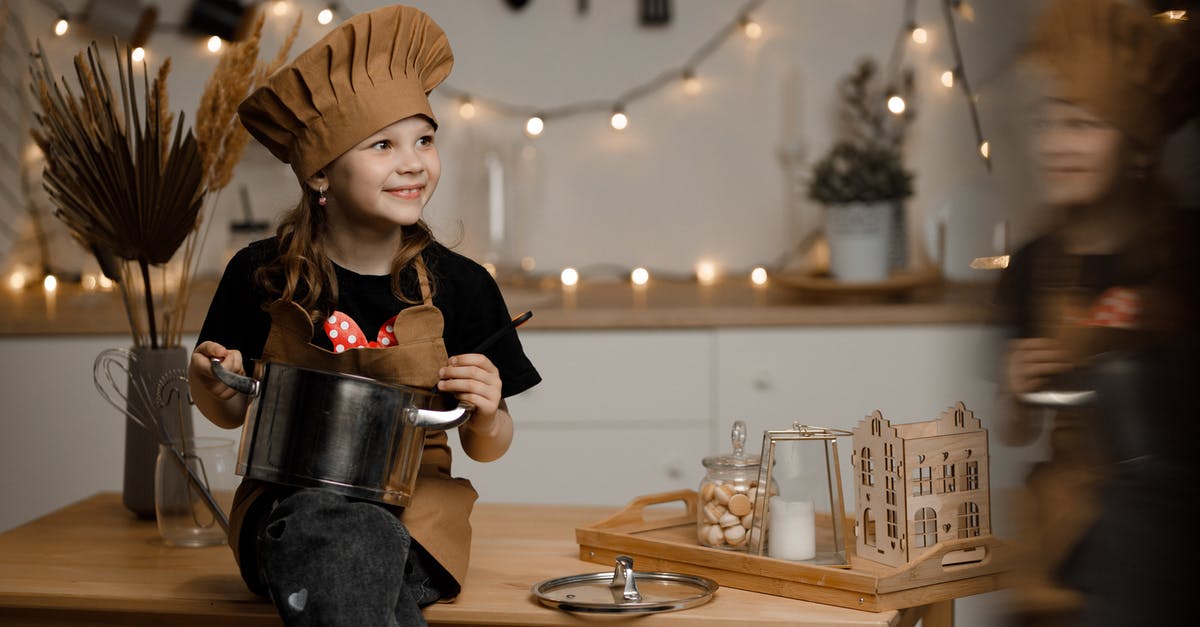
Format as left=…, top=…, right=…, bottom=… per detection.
left=808, top=58, right=914, bottom=282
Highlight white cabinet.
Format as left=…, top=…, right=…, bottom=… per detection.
left=453, top=325, right=1009, bottom=509
left=712, top=325, right=1005, bottom=509
left=453, top=329, right=715, bottom=505
left=713, top=325, right=1005, bottom=446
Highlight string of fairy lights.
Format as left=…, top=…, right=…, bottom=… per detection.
left=4, top=0, right=1012, bottom=295
left=13, top=1, right=1192, bottom=298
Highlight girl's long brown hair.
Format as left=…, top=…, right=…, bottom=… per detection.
left=256, top=188, right=436, bottom=325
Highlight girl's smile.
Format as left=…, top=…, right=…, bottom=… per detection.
left=385, top=185, right=425, bottom=200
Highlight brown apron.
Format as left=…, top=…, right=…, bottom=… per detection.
left=227, top=257, right=478, bottom=592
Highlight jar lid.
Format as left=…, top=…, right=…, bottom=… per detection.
left=702, top=420, right=760, bottom=469
left=532, top=555, right=718, bottom=615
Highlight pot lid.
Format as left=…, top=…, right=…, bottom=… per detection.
left=532, top=556, right=718, bottom=615
left=702, top=420, right=760, bottom=469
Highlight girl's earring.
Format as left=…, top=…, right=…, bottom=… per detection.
left=318, top=186, right=328, bottom=206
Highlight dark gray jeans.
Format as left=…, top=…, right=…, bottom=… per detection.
left=253, top=489, right=449, bottom=627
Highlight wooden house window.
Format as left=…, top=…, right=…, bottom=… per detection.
left=957, top=502, right=981, bottom=538
left=863, top=508, right=876, bottom=546
left=965, top=461, right=980, bottom=491
left=860, top=447, right=874, bottom=486
left=954, top=408, right=965, bottom=428
left=872, top=418, right=881, bottom=436
left=914, top=507, right=938, bottom=548
left=884, top=442, right=896, bottom=472
left=941, top=463, right=956, bottom=493
left=886, top=508, right=899, bottom=540
left=885, top=475, right=896, bottom=506
left=911, top=466, right=933, bottom=496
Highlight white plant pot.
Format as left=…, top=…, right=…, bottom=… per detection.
left=824, top=202, right=894, bottom=282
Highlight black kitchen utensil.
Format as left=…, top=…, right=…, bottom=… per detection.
left=428, top=310, right=533, bottom=394
left=640, top=0, right=671, bottom=27
left=473, top=310, right=533, bottom=354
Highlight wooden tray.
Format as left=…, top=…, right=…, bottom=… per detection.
left=576, top=490, right=1009, bottom=612
left=773, top=266, right=943, bottom=300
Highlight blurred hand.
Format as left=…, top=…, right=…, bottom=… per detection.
left=1006, top=337, right=1073, bottom=395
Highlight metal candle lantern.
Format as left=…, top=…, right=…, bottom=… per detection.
left=749, top=424, right=853, bottom=567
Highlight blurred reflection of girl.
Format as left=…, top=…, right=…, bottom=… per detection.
left=997, top=1, right=1199, bottom=625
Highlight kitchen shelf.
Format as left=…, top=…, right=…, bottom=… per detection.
left=0, top=275, right=997, bottom=336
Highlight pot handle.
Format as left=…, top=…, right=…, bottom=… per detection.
left=411, top=403, right=474, bottom=430
left=210, top=359, right=260, bottom=397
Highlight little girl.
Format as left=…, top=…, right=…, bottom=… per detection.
left=186, top=5, right=540, bottom=625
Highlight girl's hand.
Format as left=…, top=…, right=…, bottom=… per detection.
left=438, top=353, right=502, bottom=422
left=1005, top=337, right=1072, bottom=396
left=190, top=341, right=245, bottom=402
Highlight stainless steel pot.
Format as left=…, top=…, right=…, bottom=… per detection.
left=211, top=360, right=472, bottom=508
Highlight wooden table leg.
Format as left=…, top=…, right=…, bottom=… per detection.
left=895, top=600, right=954, bottom=627
left=921, top=600, right=955, bottom=627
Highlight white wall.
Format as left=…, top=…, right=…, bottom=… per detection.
left=8, top=0, right=1044, bottom=282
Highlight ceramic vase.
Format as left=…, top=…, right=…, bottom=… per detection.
left=96, top=346, right=194, bottom=518
left=824, top=202, right=895, bottom=282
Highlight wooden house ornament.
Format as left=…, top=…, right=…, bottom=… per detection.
left=851, top=401, right=991, bottom=568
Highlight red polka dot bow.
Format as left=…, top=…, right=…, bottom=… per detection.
left=323, top=311, right=400, bottom=352
left=1082, top=287, right=1139, bottom=329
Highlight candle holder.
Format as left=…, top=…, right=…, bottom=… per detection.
left=748, top=423, right=852, bottom=567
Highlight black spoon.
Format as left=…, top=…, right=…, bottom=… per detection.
left=472, top=310, right=533, bottom=354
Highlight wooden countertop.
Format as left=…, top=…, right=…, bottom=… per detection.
left=0, top=273, right=996, bottom=336
left=0, top=493, right=951, bottom=626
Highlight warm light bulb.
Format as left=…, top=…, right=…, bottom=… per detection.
left=98, top=275, right=114, bottom=290
left=956, top=1, right=976, bottom=22
left=631, top=267, right=649, bottom=286
left=560, top=267, right=579, bottom=287
left=82, top=274, right=98, bottom=291
left=1155, top=10, right=1187, bottom=21
left=131, top=47, right=146, bottom=62
left=272, top=1, right=289, bottom=16
left=317, top=8, right=334, bottom=25
left=525, top=116, right=545, bottom=137
left=887, top=95, right=906, bottom=114
left=742, top=19, right=762, bottom=39
left=979, top=140, right=990, bottom=159
left=750, top=267, right=768, bottom=286
left=458, top=99, right=476, bottom=119
left=520, top=257, right=536, bottom=273
left=682, top=72, right=701, bottom=95
left=43, top=274, right=58, bottom=293
left=7, top=271, right=26, bottom=291
left=54, top=18, right=69, bottom=36
left=941, top=70, right=955, bottom=88
left=695, top=260, right=718, bottom=285
left=911, top=27, right=928, bottom=44
left=207, top=36, right=222, bottom=53
left=24, top=142, right=44, bottom=165
left=610, top=110, right=628, bottom=131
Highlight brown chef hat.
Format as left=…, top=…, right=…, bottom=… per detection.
left=238, top=4, right=454, bottom=181
left=1027, top=0, right=1200, bottom=148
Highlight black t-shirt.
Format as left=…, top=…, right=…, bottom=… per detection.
left=994, top=234, right=1141, bottom=339
left=197, top=237, right=541, bottom=397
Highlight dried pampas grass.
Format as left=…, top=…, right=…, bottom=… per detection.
left=169, top=10, right=302, bottom=347
left=30, top=7, right=302, bottom=349
left=30, top=39, right=204, bottom=349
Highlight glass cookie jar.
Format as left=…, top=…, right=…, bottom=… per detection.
left=697, top=420, right=772, bottom=550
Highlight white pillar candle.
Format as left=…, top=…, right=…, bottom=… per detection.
left=768, top=497, right=816, bottom=561
left=485, top=152, right=505, bottom=256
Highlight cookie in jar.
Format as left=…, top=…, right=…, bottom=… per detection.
left=697, top=420, right=774, bottom=550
